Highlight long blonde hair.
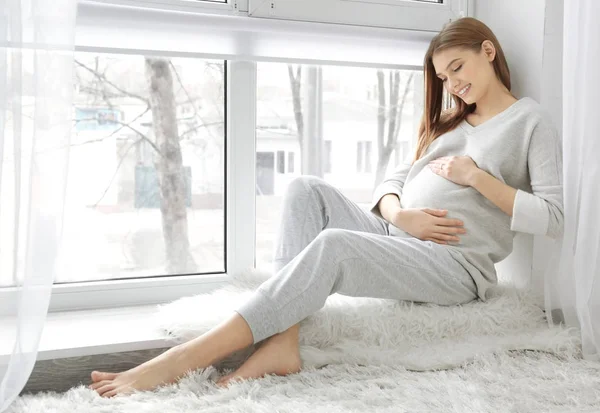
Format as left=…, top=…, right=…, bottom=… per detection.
left=413, top=17, right=512, bottom=163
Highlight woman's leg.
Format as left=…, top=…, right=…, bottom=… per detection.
left=220, top=229, right=477, bottom=385
left=90, top=176, right=388, bottom=396
left=218, top=176, right=391, bottom=385
left=90, top=312, right=255, bottom=397
left=234, top=229, right=478, bottom=347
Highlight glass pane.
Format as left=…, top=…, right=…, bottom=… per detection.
left=256, top=63, right=424, bottom=271
left=56, top=53, right=226, bottom=283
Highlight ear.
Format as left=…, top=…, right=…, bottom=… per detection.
left=481, top=40, right=496, bottom=62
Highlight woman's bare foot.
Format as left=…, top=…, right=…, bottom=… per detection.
left=88, top=312, right=255, bottom=398
left=88, top=346, right=190, bottom=398
left=216, top=327, right=302, bottom=387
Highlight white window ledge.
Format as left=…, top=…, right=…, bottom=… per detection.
left=0, top=305, right=175, bottom=364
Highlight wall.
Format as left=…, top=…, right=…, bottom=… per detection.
left=475, top=0, right=561, bottom=295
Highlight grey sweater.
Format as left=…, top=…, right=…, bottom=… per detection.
left=370, top=97, right=564, bottom=301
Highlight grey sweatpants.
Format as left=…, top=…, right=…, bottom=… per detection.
left=236, top=176, right=478, bottom=344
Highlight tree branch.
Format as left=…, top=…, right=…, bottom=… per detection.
left=109, top=118, right=162, bottom=155
left=178, top=121, right=224, bottom=140
left=72, top=107, right=152, bottom=147
left=169, top=61, right=224, bottom=144
left=75, top=60, right=150, bottom=104
left=169, top=61, right=200, bottom=120
left=92, top=137, right=141, bottom=207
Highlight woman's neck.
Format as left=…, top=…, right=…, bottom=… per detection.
left=472, top=83, right=518, bottom=118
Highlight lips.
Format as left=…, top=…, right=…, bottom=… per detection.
left=457, top=84, right=471, bottom=97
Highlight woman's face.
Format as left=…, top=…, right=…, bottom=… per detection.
left=431, top=41, right=496, bottom=105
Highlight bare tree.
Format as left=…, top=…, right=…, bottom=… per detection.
left=73, top=57, right=227, bottom=274
left=374, top=70, right=414, bottom=187
left=287, top=65, right=304, bottom=151
left=287, top=64, right=323, bottom=177
left=145, top=58, right=195, bottom=274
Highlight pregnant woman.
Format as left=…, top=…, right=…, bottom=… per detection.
left=89, top=16, right=564, bottom=397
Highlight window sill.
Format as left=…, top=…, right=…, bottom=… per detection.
left=0, top=304, right=175, bottom=364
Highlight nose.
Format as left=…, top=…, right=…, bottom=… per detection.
left=449, top=78, right=461, bottom=93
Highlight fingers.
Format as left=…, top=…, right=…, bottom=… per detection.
left=435, top=217, right=464, bottom=227
left=423, top=208, right=447, bottom=217
left=432, top=233, right=461, bottom=243
left=437, top=226, right=467, bottom=235
left=424, top=237, right=448, bottom=245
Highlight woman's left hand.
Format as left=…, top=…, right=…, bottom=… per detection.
left=428, top=156, right=480, bottom=187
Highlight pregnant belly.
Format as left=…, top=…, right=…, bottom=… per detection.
left=401, top=168, right=473, bottom=210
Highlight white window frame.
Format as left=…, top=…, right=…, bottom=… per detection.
left=0, top=57, right=258, bottom=316
left=0, top=0, right=473, bottom=315
left=88, top=0, right=249, bottom=14
left=248, top=0, right=473, bottom=32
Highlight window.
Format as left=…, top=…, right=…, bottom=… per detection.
left=248, top=0, right=467, bottom=32
left=1, top=1, right=440, bottom=313
left=96, top=0, right=232, bottom=12
left=255, top=63, right=422, bottom=271
left=49, top=52, right=226, bottom=285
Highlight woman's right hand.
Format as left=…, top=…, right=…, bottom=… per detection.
left=390, top=208, right=466, bottom=244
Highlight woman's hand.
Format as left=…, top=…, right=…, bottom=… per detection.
left=391, top=208, right=466, bottom=245
left=428, top=156, right=480, bottom=187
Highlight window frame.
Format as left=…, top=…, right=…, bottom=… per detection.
left=87, top=0, right=250, bottom=15
left=1, top=0, right=470, bottom=315
left=248, top=0, right=473, bottom=32
left=0, top=57, right=258, bottom=316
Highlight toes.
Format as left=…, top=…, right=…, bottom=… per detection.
left=216, top=377, right=231, bottom=387
left=89, top=380, right=112, bottom=391
left=96, top=384, right=116, bottom=396
left=104, top=387, right=134, bottom=398
left=91, top=371, right=118, bottom=382
left=104, top=389, right=119, bottom=398
left=217, top=374, right=246, bottom=388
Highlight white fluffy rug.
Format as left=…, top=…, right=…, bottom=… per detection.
left=9, top=268, right=600, bottom=413
left=152, top=269, right=581, bottom=372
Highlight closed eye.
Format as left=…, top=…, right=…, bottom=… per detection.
left=439, top=64, right=463, bottom=82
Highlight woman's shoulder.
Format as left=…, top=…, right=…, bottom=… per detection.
left=517, top=97, right=553, bottom=122
left=516, top=97, right=559, bottom=133
left=515, top=98, right=562, bottom=148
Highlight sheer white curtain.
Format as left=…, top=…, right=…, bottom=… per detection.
left=0, top=0, right=76, bottom=410
left=543, top=0, right=600, bottom=362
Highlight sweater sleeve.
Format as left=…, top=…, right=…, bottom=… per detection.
left=510, top=120, right=564, bottom=238
left=369, top=160, right=412, bottom=220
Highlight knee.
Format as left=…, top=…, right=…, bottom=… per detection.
left=287, top=175, right=323, bottom=194
left=314, top=228, right=349, bottom=246
left=285, top=176, right=328, bottom=203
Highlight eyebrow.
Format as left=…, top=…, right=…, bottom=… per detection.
left=436, top=58, right=462, bottom=77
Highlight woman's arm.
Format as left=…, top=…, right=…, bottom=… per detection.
left=470, top=120, right=564, bottom=239
left=469, top=170, right=517, bottom=217
left=369, top=161, right=412, bottom=220
left=377, top=193, right=402, bottom=223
